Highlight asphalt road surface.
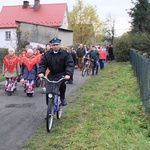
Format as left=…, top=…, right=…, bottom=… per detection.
left=0, top=69, right=91, bottom=150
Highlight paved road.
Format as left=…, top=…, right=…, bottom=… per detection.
left=0, top=69, right=91, bottom=150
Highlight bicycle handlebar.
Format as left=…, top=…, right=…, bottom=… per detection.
left=41, top=76, right=64, bottom=83
left=85, top=58, right=94, bottom=61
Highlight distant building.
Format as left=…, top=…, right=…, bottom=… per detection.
left=0, top=0, right=73, bottom=49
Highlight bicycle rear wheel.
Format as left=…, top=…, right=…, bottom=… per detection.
left=56, top=96, right=62, bottom=119
left=46, top=98, right=54, bottom=132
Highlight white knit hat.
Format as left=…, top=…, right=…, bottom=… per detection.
left=27, top=49, right=33, bottom=54
left=8, top=47, right=15, bottom=53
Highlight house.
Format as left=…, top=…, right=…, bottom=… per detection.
left=0, top=0, right=73, bottom=49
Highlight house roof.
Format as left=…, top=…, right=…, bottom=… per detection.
left=0, top=3, right=67, bottom=29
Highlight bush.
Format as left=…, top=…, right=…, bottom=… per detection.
left=0, top=48, right=8, bottom=62
left=130, top=33, right=150, bottom=56
left=114, top=33, right=132, bottom=62
left=114, top=32, right=150, bottom=62
left=0, top=74, right=5, bottom=82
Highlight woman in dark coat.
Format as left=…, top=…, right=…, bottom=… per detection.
left=21, top=49, right=38, bottom=97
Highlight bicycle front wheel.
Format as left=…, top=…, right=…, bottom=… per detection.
left=87, top=67, right=92, bottom=75
left=56, top=96, right=63, bottom=119
left=82, top=67, right=86, bottom=76
left=46, top=98, right=54, bottom=132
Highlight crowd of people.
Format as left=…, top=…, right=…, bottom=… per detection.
left=69, top=43, right=115, bottom=75
left=2, top=39, right=114, bottom=106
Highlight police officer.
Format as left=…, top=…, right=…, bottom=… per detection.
left=38, top=37, right=74, bottom=106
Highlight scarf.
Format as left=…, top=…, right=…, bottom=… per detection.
left=3, top=54, right=19, bottom=72
left=22, top=55, right=38, bottom=71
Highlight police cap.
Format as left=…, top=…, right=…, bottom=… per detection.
left=49, top=37, right=61, bottom=44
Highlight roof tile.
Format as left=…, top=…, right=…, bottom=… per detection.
left=0, top=3, right=67, bottom=28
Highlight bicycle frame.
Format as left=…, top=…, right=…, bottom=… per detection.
left=42, top=76, right=64, bottom=132
left=82, top=59, right=92, bottom=76
left=48, top=92, right=62, bottom=113
left=85, top=60, right=91, bottom=70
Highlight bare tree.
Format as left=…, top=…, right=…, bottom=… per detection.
left=105, top=14, right=115, bottom=44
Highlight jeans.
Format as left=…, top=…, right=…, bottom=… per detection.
left=99, top=59, right=105, bottom=70
left=91, top=60, right=99, bottom=75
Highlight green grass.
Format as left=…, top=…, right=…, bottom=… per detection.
left=0, top=74, right=5, bottom=82
left=24, top=62, right=150, bottom=150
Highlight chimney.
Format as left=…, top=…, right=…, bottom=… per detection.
left=23, top=1, right=29, bottom=8
left=33, top=0, right=40, bottom=11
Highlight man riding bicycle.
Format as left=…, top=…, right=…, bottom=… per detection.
left=38, top=37, right=74, bottom=106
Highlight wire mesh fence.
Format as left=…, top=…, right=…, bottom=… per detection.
left=130, top=49, right=150, bottom=117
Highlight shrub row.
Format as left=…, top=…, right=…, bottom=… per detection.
left=114, top=33, right=150, bottom=62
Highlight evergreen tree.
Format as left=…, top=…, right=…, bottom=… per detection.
left=128, top=0, right=150, bottom=33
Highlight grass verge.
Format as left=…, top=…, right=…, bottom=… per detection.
left=24, top=62, right=150, bottom=150
left=0, top=74, right=5, bottom=82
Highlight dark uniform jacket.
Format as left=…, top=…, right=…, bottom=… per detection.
left=38, top=48, right=74, bottom=79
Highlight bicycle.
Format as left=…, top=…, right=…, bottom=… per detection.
left=82, top=58, right=92, bottom=76
left=42, top=76, right=64, bottom=132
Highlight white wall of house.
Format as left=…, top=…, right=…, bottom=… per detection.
left=0, top=28, right=17, bottom=49
left=60, top=10, right=68, bottom=29
left=30, top=42, right=45, bottom=49
left=0, top=22, right=73, bottom=49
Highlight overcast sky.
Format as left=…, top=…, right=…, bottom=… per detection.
left=0, top=0, right=133, bottom=36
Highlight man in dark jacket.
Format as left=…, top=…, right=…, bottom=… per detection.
left=90, top=46, right=99, bottom=75
left=76, top=44, right=86, bottom=70
left=66, top=48, right=77, bottom=84
left=38, top=37, right=74, bottom=106
left=37, top=44, right=43, bottom=54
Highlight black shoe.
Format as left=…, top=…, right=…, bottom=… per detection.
left=8, top=92, right=12, bottom=96
left=27, top=93, right=33, bottom=97
left=61, top=99, right=67, bottom=106
left=65, top=81, right=69, bottom=84
left=69, top=80, right=73, bottom=84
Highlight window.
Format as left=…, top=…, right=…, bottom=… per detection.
left=5, top=31, right=11, bottom=41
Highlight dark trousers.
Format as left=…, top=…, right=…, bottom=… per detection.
left=59, top=81, right=66, bottom=100
left=68, top=75, right=73, bottom=83
left=99, top=59, right=104, bottom=70
left=91, top=60, right=99, bottom=75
